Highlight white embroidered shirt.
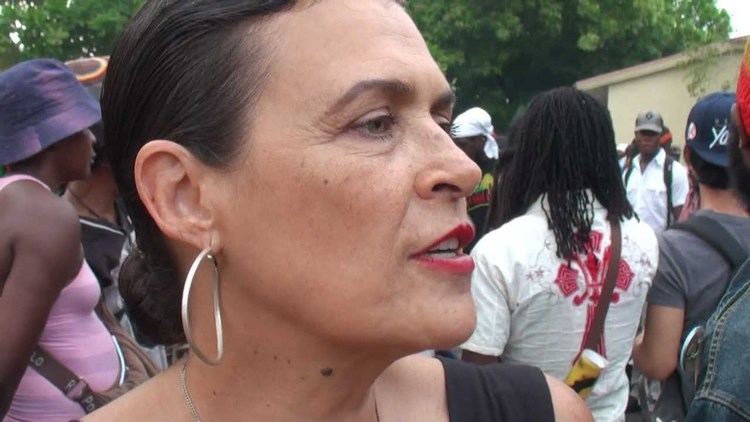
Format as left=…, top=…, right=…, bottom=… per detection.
left=462, top=197, right=658, bottom=422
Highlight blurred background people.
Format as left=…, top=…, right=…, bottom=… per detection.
left=452, top=107, right=500, bottom=251
left=687, top=44, right=750, bottom=421
left=660, top=126, right=677, bottom=160
left=617, top=143, right=630, bottom=161
left=633, top=92, right=748, bottom=421
left=63, top=57, right=168, bottom=369
left=461, top=87, right=657, bottom=421
left=623, top=110, right=690, bottom=232
left=62, top=57, right=131, bottom=318
left=0, top=59, right=119, bottom=420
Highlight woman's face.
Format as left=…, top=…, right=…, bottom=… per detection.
left=216, top=0, right=481, bottom=353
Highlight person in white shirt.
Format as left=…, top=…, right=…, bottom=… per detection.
left=462, top=87, right=659, bottom=422
left=623, top=111, right=689, bottom=232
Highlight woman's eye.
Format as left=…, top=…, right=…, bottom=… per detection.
left=354, top=114, right=396, bottom=140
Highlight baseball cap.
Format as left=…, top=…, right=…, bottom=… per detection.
left=635, top=110, right=664, bottom=133
left=685, top=92, right=735, bottom=167
left=0, top=59, right=101, bottom=166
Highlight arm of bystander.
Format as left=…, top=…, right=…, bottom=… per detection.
left=0, top=181, right=85, bottom=416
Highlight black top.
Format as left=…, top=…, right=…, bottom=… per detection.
left=79, top=216, right=128, bottom=289
left=78, top=201, right=133, bottom=289
left=438, top=357, right=554, bottom=422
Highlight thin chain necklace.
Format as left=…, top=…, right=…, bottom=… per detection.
left=180, top=359, right=201, bottom=422
left=179, top=359, right=381, bottom=421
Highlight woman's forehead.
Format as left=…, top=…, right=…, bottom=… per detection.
left=261, top=0, right=447, bottom=104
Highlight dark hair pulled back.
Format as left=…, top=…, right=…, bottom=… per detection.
left=102, top=0, right=296, bottom=345
left=488, top=87, right=634, bottom=260
left=686, top=145, right=730, bottom=189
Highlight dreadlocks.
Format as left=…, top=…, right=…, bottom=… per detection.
left=488, top=87, right=634, bottom=260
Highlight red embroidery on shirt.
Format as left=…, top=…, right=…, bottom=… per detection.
left=554, top=265, right=579, bottom=297
left=551, top=230, right=634, bottom=360
left=616, top=260, right=635, bottom=291
left=587, top=231, right=603, bottom=254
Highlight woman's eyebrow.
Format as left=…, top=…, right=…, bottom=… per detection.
left=432, top=90, right=456, bottom=113
left=324, top=78, right=413, bottom=117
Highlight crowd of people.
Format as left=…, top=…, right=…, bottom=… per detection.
left=1, top=1, right=749, bottom=421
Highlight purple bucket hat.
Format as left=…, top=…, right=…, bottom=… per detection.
left=0, top=58, right=101, bottom=166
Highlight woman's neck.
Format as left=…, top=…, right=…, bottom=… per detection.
left=182, top=292, right=391, bottom=421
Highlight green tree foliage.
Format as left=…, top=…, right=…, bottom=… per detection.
left=408, top=0, right=731, bottom=128
left=0, top=0, right=144, bottom=68
left=0, top=0, right=731, bottom=128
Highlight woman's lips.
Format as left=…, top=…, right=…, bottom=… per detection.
left=411, top=223, right=476, bottom=274
left=413, top=254, right=475, bottom=274
left=412, top=224, right=475, bottom=255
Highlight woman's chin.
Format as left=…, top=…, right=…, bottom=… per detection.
left=431, top=321, right=477, bottom=351
left=410, top=302, right=477, bottom=352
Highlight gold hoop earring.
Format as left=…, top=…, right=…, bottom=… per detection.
left=181, top=247, right=224, bottom=366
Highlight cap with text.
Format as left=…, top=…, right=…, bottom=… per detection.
left=686, top=92, right=735, bottom=168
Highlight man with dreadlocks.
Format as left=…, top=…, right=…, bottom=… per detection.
left=461, top=87, right=658, bottom=421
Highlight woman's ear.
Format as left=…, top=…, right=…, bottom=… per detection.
left=134, top=140, right=218, bottom=251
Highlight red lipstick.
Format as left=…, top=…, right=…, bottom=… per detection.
left=411, top=224, right=476, bottom=274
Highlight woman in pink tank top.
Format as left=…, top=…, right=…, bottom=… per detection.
left=0, top=60, right=119, bottom=421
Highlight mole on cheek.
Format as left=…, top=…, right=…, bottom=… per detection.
left=321, top=368, right=334, bottom=377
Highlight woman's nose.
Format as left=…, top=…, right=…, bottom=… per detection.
left=415, top=132, right=482, bottom=201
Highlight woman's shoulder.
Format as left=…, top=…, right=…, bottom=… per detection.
left=0, top=178, right=79, bottom=234
left=85, top=367, right=186, bottom=422
left=383, top=356, right=591, bottom=422
left=0, top=178, right=83, bottom=285
left=378, top=355, right=449, bottom=422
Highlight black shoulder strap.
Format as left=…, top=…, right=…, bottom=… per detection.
left=672, top=214, right=748, bottom=272
left=664, top=155, right=674, bottom=227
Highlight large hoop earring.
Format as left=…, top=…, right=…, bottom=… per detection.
left=181, top=247, right=224, bottom=366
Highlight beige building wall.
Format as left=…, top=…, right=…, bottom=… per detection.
left=576, top=38, right=747, bottom=158
left=608, top=53, right=742, bottom=148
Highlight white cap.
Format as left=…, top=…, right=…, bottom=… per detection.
left=451, top=107, right=499, bottom=159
